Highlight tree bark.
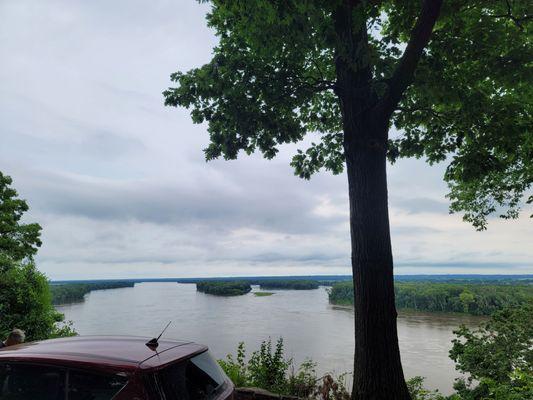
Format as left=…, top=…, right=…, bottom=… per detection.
left=332, top=2, right=410, bottom=399
left=331, top=1, right=442, bottom=398
left=344, top=128, right=410, bottom=400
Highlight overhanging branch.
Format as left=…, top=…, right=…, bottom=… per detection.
left=375, top=0, right=443, bottom=119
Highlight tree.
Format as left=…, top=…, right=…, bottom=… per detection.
left=450, top=301, right=533, bottom=399
left=0, top=172, right=74, bottom=340
left=458, top=290, right=474, bottom=313
left=164, top=1, right=531, bottom=398
left=0, top=256, right=72, bottom=341
left=0, top=171, right=42, bottom=262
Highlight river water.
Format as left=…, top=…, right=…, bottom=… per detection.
left=56, top=282, right=484, bottom=394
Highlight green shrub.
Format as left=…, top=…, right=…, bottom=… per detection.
left=450, top=301, right=533, bottom=399
left=406, top=377, right=446, bottom=400
left=218, top=342, right=248, bottom=387
left=0, top=257, right=75, bottom=341
left=218, top=338, right=349, bottom=398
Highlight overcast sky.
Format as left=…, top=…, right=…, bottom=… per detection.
left=1, top=0, right=531, bottom=280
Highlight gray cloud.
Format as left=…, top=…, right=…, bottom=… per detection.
left=1, top=0, right=531, bottom=279
left=11, top=166, right=344, bottom=235
left=393, top=197, right=450, bottom=215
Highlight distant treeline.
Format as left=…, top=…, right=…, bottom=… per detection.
left=328, top=281, right=533, bottom=315
left=394, top=275, right=533, bottom=285
left=50, top=275, right=533, bottom=286
left=50, top=282, right=134, bottom=304
left=196, top=281, right=252, bottom=296
left=259, top=280, right=319, bottom=290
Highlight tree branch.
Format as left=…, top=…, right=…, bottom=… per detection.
left=375, top=0, right=443, bottom=119
left=489, top=0, right=532, bottom=29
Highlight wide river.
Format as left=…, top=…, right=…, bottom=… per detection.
left=56, top=282, right=484, bottom=394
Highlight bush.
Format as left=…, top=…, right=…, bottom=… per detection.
left=450, top=301, right=533, bottom=399
left=0, top=257, right=75, bottom=341
left=406, top=377, right=446, bottom=400
left=218, top=338, right=349, bottom=399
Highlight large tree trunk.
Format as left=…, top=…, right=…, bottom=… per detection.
left=332, top=3, right=411, bottom=397
left=344, top=125, right=410, bottom=399
left=332, top=0, right=442, bottom=397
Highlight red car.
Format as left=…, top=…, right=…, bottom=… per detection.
left=0, top=335, right=235, bottom=400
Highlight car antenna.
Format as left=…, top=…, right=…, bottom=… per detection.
left=146, top=321, right=172, bottom=350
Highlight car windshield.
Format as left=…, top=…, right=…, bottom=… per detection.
left=0, top=363, right=127, bottom=400
left=160, top=351, right=227, bottom=400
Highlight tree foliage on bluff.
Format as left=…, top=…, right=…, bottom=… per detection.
left=0, top=172, right=74, bottom=340
left=450, top=301, right=533, bottom=399
left=0, top=172, right=42, bottom=261
left=0, top=257, right=70, bottom=341
left=164, top=0, right=532, bottom=230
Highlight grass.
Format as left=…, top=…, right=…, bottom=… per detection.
left=254, top=292, right=274, bottom=297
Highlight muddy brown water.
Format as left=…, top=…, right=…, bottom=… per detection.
left=56, top=282, right=485, bottom=394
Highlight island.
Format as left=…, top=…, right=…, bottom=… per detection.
left=254, top=292, right=274, bottom=297
left=196, top=281, right=252, bottom=296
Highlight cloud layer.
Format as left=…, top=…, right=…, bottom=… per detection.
left=1, top=0, right=531, bottom=279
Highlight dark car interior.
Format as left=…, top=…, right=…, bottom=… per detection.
left=0, top=363, right=127, bottom=400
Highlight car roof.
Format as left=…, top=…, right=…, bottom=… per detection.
left=0, top=336, right=207, bottom=373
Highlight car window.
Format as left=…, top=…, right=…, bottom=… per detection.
left=160, top=351, right=227, bottom=400
left=67, top=370, right=128, bottom=400
left=0, top=363, right=66, bottom=400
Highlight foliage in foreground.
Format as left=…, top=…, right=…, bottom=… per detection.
left=450, top=301, right=533, bottom=400
left=0, top=172, right=75, bottom=340
left=328, top=281, right=533, bottom=315
left=196, top=281, right=252, bottom=296
left=218, top=338, right=350, bottom=399
left=0, top=256, right=75, bottom=341
left=0, top=172, right=42, bottom=262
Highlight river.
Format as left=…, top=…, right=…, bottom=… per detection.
left=55, top=282, right=485, bottom=394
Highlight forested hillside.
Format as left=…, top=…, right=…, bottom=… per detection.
left=50, top=282, right=134, bottom=304
left=329, top=282, right=533, bottom=315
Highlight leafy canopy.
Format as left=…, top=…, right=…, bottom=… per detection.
left=0, top=172, right=42, bottom=261
left=450, top=301, right=533, bottom=399
left=164, top=0, right=531, bottom=230
left=0, top=256, right=73, bottom=341
left=0, top=172, right=74, bottom=340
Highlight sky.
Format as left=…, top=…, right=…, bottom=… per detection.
left=0, top=0, right=531, bottom=280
